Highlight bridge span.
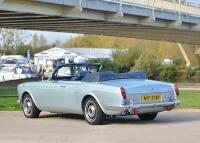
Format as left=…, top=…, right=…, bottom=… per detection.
left=0, top=0, right=199, bottom=44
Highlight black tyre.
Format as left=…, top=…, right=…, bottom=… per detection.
left=83, top=97, right=105, bottom=125
left=138, top=113, right=158, bottom=121
left=22, top=94, right=41, bottom=118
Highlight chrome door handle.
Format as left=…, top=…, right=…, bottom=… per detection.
left=60, top=85, right=66, bottom=88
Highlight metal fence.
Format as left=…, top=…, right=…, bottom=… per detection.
left=104, top=0, right=200, bottom=16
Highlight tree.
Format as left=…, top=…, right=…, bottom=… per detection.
left=38, top=34, right=47, bottom=47
left=88, top=59, right=117, bottom=71
left=159, top=64, right=178, bottom=81
left=52, top=39, right=61, bottom=47
left=186, top=66, right=195, bottom=82
left=112, top=37, right=123, bottom=48
left=134, top=54, right=160, bottom=79
left=31, top=34, right=39, bottom=48
left=0, top=28, right=29, bottom=49
left=113, top=47, right=141, bottom=69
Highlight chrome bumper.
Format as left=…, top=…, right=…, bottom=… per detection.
left=104, top=100, right=180, bottom=113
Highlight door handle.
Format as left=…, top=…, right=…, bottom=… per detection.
left=60, top=85, right=66, bottom=88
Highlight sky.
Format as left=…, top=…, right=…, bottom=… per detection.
left=28, top=30, right=79, bottom=45
left=28, top=0, right=200, bottom=44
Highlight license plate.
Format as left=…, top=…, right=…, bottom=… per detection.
left=141, top=94, right=161, bottom=102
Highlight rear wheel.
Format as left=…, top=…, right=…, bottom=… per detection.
left=84, top=97, right=105, bottom=125
left=138, top=113, right=158, bottom=121
left=22, top=94, right=40, bottom=118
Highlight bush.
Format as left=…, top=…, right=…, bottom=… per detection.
left=88, top=59, right=116, bottom=72
left=192, top=71, right=200, bottom=82
left=159, top=64, right=178, bottom=81
left=134, top=55, right=160, bottom=79
left=88, top=59, right=131, bottom=73
left=173, top=58, right=183, bottom=66
left=114, top=63, right=130, bottom=73
left=113, top=47, right=140, bottom=68
left=186, top=66, right=195, bottom=82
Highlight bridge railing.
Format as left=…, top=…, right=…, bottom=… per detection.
left=104, top=0, right=200, bottom=17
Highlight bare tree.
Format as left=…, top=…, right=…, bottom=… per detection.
left=38, top=34, right=47, bottom=47
left=53, top=39, right=61, bottom=47
left=31, top=33, right=39, bottom=48
left=0, top=28, right=30, bottom=49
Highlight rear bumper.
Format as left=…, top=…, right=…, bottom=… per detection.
left=104, top=100, right=180, bottom=114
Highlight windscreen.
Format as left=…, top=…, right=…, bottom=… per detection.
left=52, top=63, right=101, bottom=80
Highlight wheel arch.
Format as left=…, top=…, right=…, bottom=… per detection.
left=81, top=94, right=105, bottom=114
left=21, top=90, right=40, bottom=110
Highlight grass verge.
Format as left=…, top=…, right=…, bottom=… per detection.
left=0, top=97, right=21, bottom=111
left=178, top=90, right=200, bottom=109
left=0, top=88, right=21, bottom=111
left=0, top=88, right=17, bottom=96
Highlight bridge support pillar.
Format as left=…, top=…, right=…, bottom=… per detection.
left=62, top=0, right=83, bottom=16
left=116, top=0, right=123, bottom=17
left=75, top=0, right=83, bottom=12
left=151, top=0, right=156, bottom=21
left=177, top=0, right=182, bottom=25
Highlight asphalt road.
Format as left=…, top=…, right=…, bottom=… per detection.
left=0, top=110, right=200, bottom=143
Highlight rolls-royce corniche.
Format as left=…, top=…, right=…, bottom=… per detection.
left=17, top=63, right=180, bottom=125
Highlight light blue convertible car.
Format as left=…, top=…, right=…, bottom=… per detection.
left=17, top=63, right=180, bottom=125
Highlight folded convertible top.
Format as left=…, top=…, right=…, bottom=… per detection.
left=82, top=71, right=147, bottom=82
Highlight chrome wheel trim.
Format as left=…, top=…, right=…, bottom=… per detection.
left=23, top=97, right=33, bottom=116
left=85, top=100, right=97, bottom=122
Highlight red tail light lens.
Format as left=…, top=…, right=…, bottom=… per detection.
left=120, top=87, right=126, bottom=99
left=174, top=84, right=179, bottom=96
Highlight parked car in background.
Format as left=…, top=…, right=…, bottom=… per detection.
left=17, top=63, right=180, bottom=125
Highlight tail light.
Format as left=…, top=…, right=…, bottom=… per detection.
left=174, top=84, right=179, bottom=96
left=120, top=87, right=126, bottom=99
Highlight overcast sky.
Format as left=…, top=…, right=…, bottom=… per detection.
left=28, top=30, right=79, bottom=45
left=29, top=0, right=200, bottom=45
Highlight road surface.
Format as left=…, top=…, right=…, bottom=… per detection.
left=0, top=110, right=200, bottom=143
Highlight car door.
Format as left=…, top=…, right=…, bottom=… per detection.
left=35, top=80, right=79, bottom=113
left=56, top=80, right=81, bottom=113
left=35, top=66, right=80, bottom=113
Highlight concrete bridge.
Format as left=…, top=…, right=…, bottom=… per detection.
left=0, top=0, right=199, bottom=44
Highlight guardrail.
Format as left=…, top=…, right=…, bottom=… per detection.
left=104, top=0, right=200, bottom=17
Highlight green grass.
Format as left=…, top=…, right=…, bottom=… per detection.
left=0, top=97, right=21, bottom=111
left=0, top=88, right=17, bottom=96
left=0, top=88, right=21, bottom=111
left=178, top=90, right=200, bottom=109
left=0, top=88, right=199, bottom=111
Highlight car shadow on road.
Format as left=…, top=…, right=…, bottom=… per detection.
left=39, top=113, right=85, bottom=121
left=38, top=111, right=200, bottom=125
left=106, top=113, right=200, bottom=125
